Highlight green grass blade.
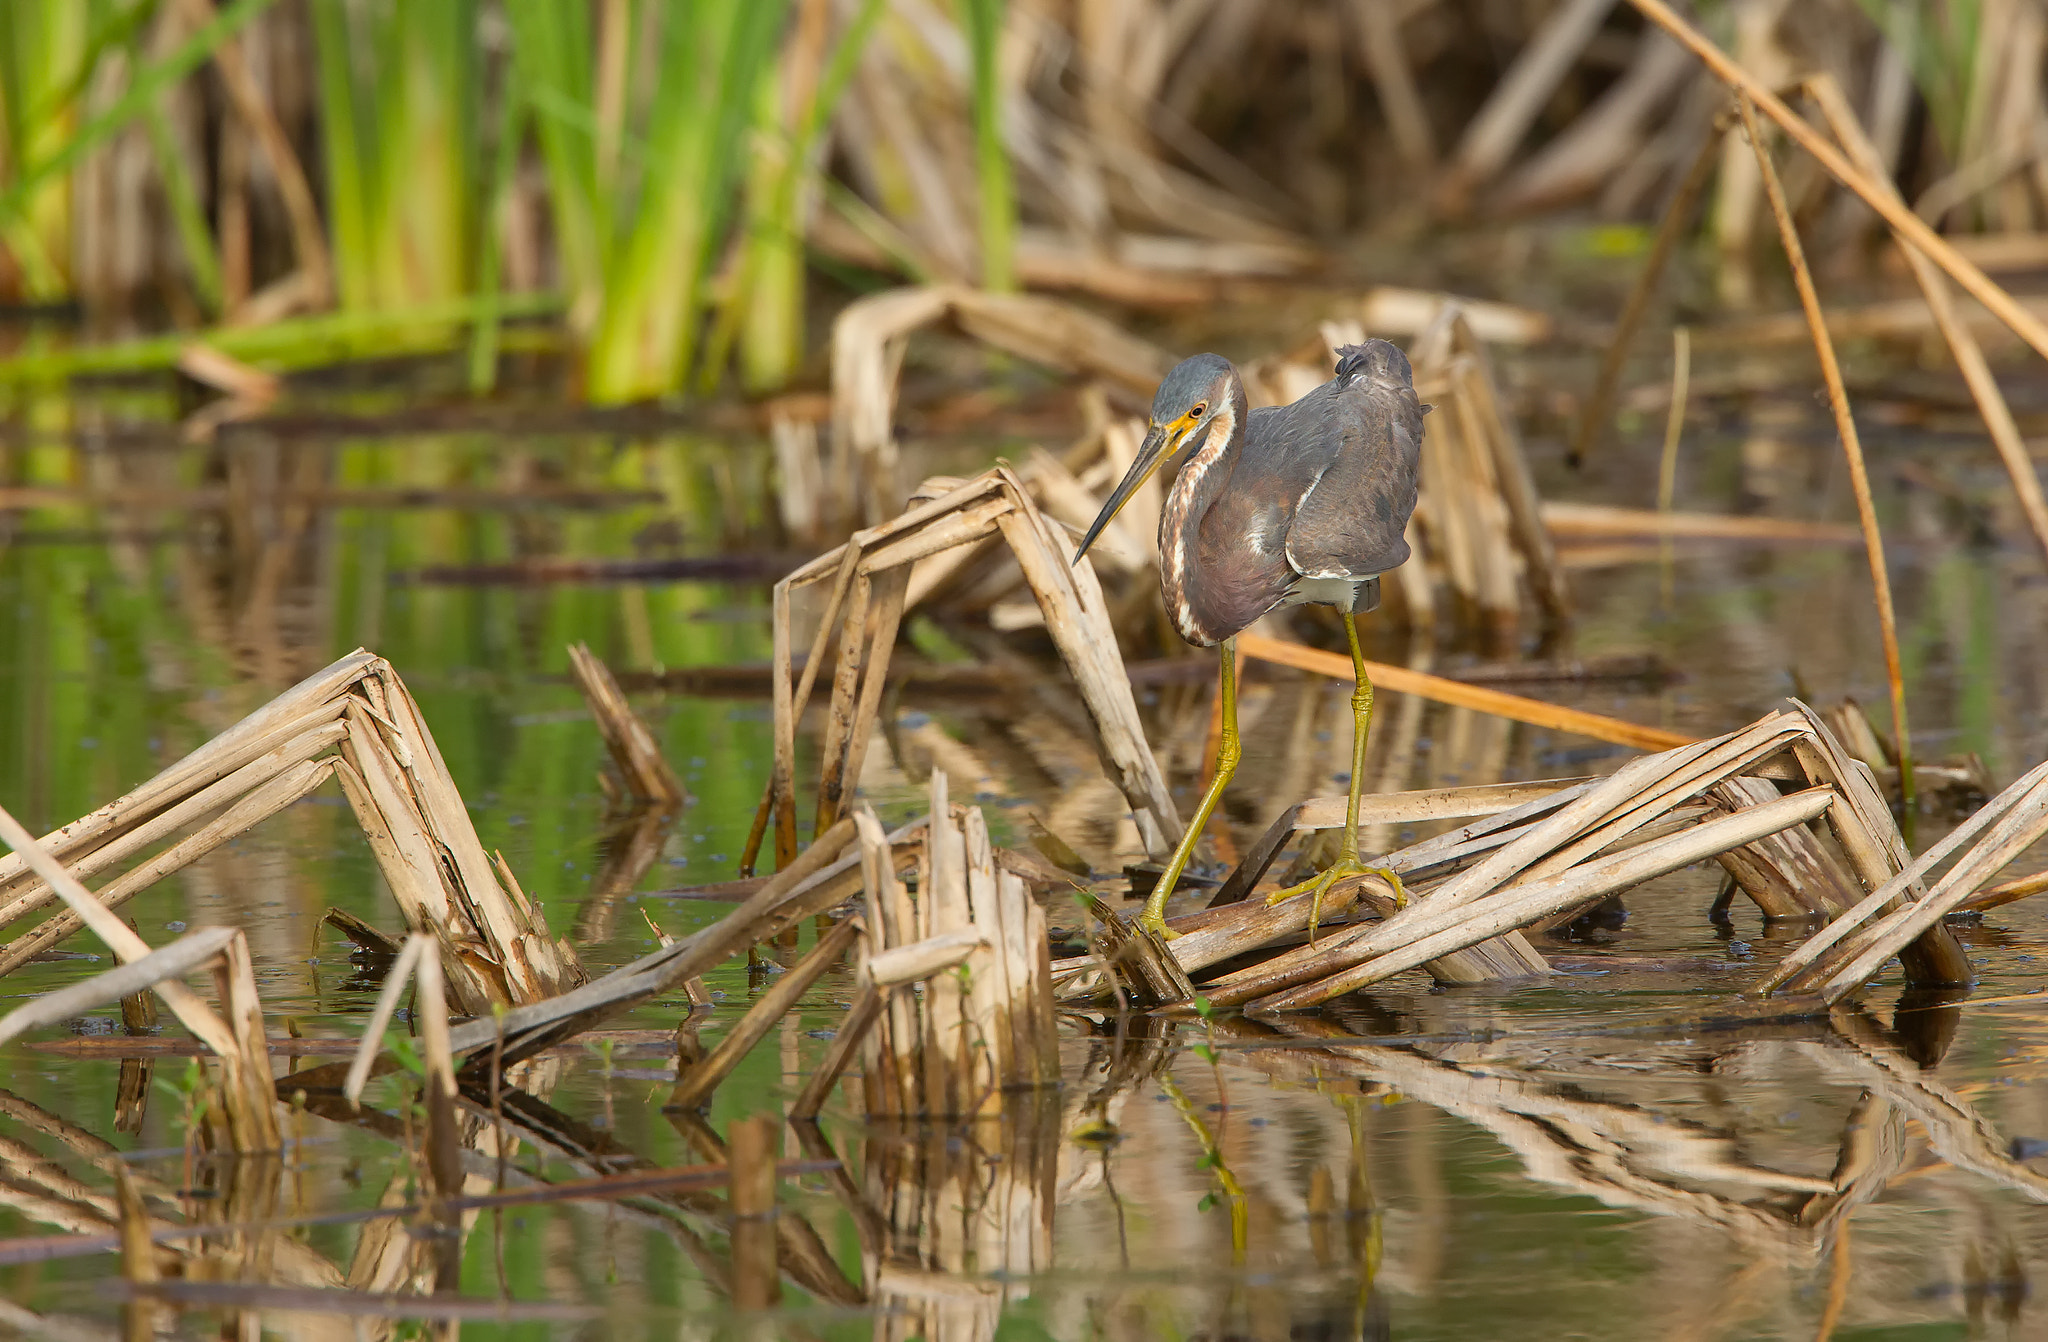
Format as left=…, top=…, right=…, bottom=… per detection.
left=504, top=0, right=604, bottom=327
left=0, top=291, right=562, bottom=382
left=586, top=0, right=789, bottom=404
left=0, top=0, right=275, bottom=222
left=732, top=0, right=886, bottom=392
left=310, top=0, right=372, bottom=310
left=142, top=106, right=222, bottom=315
left=959, top=0, right=1013, bottom=291
left=468, top=63, right=528, bottom=393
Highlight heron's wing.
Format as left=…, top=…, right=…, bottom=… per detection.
left=1281, top=341, right=1423, bottom=581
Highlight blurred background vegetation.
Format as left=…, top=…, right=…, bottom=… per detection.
left=2, top=0, right=2042, bottom=404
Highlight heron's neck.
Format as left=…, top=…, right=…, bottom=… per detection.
left=1156, top=380, right=1245, bottom=644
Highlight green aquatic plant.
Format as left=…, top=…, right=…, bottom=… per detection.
left=312, top=0, right=478, bottom=312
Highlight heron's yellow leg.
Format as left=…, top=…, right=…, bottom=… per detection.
left=1138, top=639, right=1240, bottom=940
left=1265, top=612, right=1407, bottom=940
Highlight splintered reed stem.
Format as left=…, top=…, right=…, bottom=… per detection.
left=1738, top=92, right=1915, bottom=814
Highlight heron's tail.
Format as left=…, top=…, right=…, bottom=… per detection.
left=1334, top=339, right=1413, bottom=389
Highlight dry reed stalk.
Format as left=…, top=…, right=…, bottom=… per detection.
left=1236, top=633, right=1690, bottom=752
left=1245, top=789, right=1837, bottom=1011
left=1440, top=0, right=1619, bottom=211
left=1957, top=865, right=2048, bottom=913
left=1358, top=287, right=1554, bottom=345
left=1738, top=91, right=1915, bottom=814
left=0, top=760, right=338, bottom=978
left=1208, top=777, right=1596, bottom=906
left=1770, top=719, right=1971, bottom=991
left=1655, top=325, right=1689, bottom=605
left=1783, top=764, right=2048, bottom=1001
left=1493, top=26, right=1695, bottom=214
left=365, top=663, right=584, bottom=997
left=0, top=652, right=376, bottom=898
left=1069, top=892, right=1197, bottom=1008
left=411, top=937, right=463, bottom=1203
left=0, top=650, right=580, bottom=1009
left=1540, top=502, right=1858, bottom=542
left=442, top=816, right=869, bottom=1067
left=0, top=801, right=278, bottom=1150
left=0, top=926, right=239, bottom=1050
left=827, top=286, right=1176, bottom=526
left=1802, top=75, right=2048, bottom=567
left=1349, top=1, right=1434, bottom=169
left=744, top=467, right=1181, bottom=875
left=789, top=982, right=882, bottom=1120
left=343, top=935, right=430, bottom=1107
left=667, top=916, right=863, bottom=1111
left=854, top=808, right=918, bottom=1117
left=1184, top=707, right=1956, bottom=1011
left=1570, top=116, right=1725, bottom=467
left=567, top=642, right=685, bottom=808
left=1437, top=313, right=1569, bottom=621
left=851, top=779, right=1057, bottom=1117
left=1410, top=318, right=1520, bottom=626
left=1703, top=776, right=1860, bottom=919
left=1624, top=0, right=2048, bottom=364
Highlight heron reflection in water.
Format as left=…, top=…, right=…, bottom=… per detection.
left=1074, top=341, right=1425, bottom=938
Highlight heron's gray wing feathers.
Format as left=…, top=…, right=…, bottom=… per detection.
left=1176, top=341, right=1423, bottom=642
left=1280, top=340, right=1423, bottom=581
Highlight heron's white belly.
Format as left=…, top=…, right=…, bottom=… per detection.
left=1282, top=574, right=1376, bottom=611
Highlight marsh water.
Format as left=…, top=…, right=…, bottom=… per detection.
left=6, top=349, right=2048, bottom=1341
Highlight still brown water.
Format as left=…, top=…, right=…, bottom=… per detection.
left=4, top=353, right=2048, bottom=1340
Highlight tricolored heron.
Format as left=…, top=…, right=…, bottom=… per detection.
left=1073, top=341, right=1424, bottom=939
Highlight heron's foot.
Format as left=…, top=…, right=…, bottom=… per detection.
left=1264, top=859, right=1406, bottom=942
left=1135, top=908, right=1181, bottom=942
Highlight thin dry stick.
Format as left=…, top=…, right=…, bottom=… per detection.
left=1570, top=115, right=1725, bottom=467
left=1738, top=92, right=1915, bottom=813
left=1802, top=75, right=2048, bottom=568
left=1237, top=633, right=1691, bottom=752
left=666, top=915, right=864, bottom=1111
left=1625, top=0, right=2048, bottom=364
left=1657, top=325, right=1690, bottom=610
left=567, top=642, right=685, bottom=807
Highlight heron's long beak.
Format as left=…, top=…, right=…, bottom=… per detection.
left=1071, top=417, right=1185, bottom=565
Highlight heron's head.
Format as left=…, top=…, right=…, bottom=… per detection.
left=1072, top=354, right=1236, bottom=565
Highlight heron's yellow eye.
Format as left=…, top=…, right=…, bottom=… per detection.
left=1188, top=402, right=1208, bottom=421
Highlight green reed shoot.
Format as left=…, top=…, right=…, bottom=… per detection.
left=585, top=0, right=790, bottom=403
left=960, top=0, right=1014, bottom=291
left=728, top=0, right=888, bottom=393
left=312, top=0, right=477, bottom=311
left=0, top=0, right=276, bottom=301
left=0, top=2, right=93, bottom=297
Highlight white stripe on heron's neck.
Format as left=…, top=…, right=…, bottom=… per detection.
left=1158, top=401, right=1237, bottom=644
